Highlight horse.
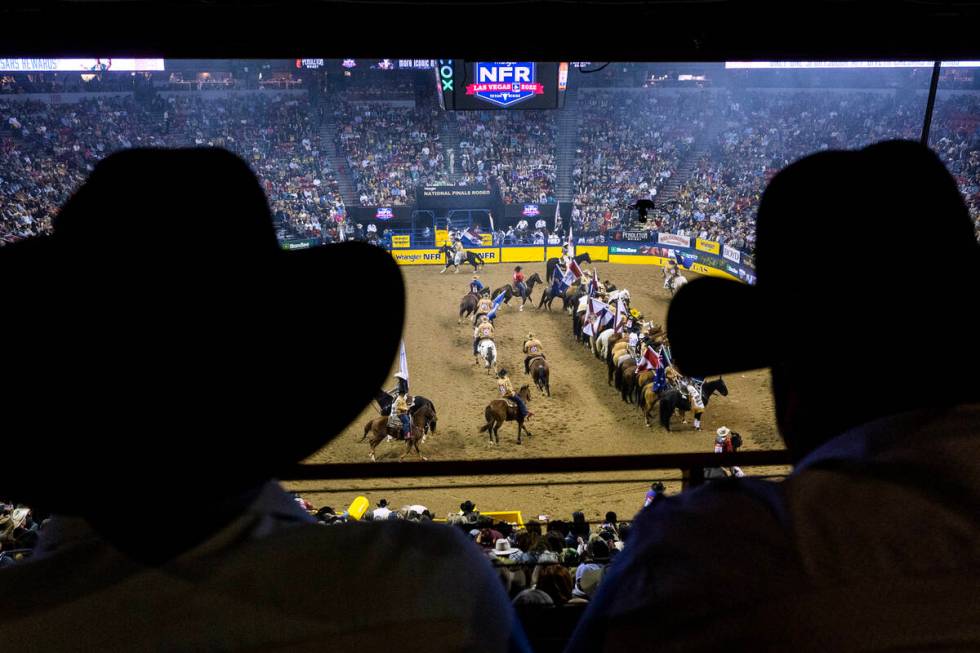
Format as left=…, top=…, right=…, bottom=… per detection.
left=458, top=292, right=479, bottom=323
left=373, top=392, right=438, bottom=438
left=361, top=402, right=436, bottom=462
left=478, top=384, right=533, bottom=445
left=527, top=356, right=550, bottom=397
left=545, top=252, right=592, bottom=284
left=657, top=378, right=729, bottom=431
left=477, top=338, right=498, bottom=375
left=439, top=244, right=485, bottom=273
left=595, top=328, right=622, bottom=360
left=615, top=359, right=638, bottom=403
left=493, top=272, right=543, bottom=308
left=666, top=272, right=688, bottom=295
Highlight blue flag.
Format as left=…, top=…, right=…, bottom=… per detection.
left=487, top=290, right=507, bottom=321
left=675, top=251, right=695, bottom=270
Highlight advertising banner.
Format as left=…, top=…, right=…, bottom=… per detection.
left=621, top=230, right=651, bottom=242
left=481, top=233, right=493, bottom=246
left=501, top=246, right=545, bottom=263
left=696, top=238, right=721, bottom=255
left=723, top=245, right=741, bottom=263
left=416, top=184, right=497, bottom=209
left=391, top=249, right=446, bottom=266
left=391, top=235, right=411, bottom=249
left=280, top=238, right=321, bottom=251
left=657, top=233, right=692, bottom=248
left=467, top=247, right=501, bottom=264
left=435, top=229, right=449, bottom=247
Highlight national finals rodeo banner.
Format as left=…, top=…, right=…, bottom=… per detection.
left=465, top=62, right=544, bottom=108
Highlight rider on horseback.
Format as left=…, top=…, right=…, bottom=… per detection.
left=473, top=315, right=495, bottom=362
left=513, top=266, right=528, bottom=311
left=470, top=274, right=486, bottom=296
left=523, top=332, right=545, bottom=375
left=393, top=391, right=412, bottom=441
left=453, top=237, right=465, bottom=271
left=680, top=377, right=705, bottom=431
left=474, top=294, right=493, bottom=324
left=497, top=369, right=532, bottom=420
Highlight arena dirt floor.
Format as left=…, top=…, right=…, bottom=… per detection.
left=287, top=262, right=781, bottom=523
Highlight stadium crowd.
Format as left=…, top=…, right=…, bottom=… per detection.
left=332, top=100, right=449, bottom=207
left=0, top=92, right=346, bottom=244
left=455, top=110, right=560, bottom=205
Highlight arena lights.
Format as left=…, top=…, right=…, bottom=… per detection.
left=0, top=58, right=165, bottom=72
left=725, top=61, right=980, bottom=69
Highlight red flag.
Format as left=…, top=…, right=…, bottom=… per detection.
left=637, top=345, right=662, bottom=371
left=568, top=258, right=583, bottom=280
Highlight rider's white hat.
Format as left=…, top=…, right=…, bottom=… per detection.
left=394, top=372, right=408, bottom=381
left=716, top=426, right=731, bottom=442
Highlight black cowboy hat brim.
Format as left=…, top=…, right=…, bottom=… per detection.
left=0, top=238, right=404, bottom=514
left=666, top=276, right=773, bottom=378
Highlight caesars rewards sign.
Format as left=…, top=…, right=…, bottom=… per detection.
left=466, top=62, right=544, bottom=108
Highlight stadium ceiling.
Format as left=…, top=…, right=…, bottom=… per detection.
left=1, top=0, right=979, bottom=60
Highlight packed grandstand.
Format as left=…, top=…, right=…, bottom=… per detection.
left=2, top=63, right=979, bottom=253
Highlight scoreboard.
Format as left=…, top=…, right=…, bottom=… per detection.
left=436, top=61, right=567, bottom=110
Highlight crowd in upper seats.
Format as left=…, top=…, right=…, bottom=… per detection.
left=332, top=100, right=449, bottom=207
left=571, top=91, right=715, bottom=242
left=0, top=93, right=346, bottom=245
left=455, top=110, right=560, bottom=204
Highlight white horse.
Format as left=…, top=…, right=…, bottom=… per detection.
left=477, top=338, right=497, bottom=375
left=608, top=289, right=631, bottom=304
left=666, top=272, right=688, bottom=295
left=595, top=328, right=617, bottom=359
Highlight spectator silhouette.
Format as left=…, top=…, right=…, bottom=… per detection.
left=570, top=140, right=980, bottom=652
left=0, top=148, right=528, bottom=652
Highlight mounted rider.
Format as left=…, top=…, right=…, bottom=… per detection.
left=664, top=259, right=681, bottom=289
left=474, top=293, right=494, bottom=324
left=513, top=266, right=528, bottom=311
left=473, top=314, right=495, bottom=361
left=680, top=377, right=706, bottom=431
left=469, top=274, right=487, bottom=297
left=393, top=391, right=413, bottom=441
left=497, top=369, right=532, bottom=420
left=523, top=332, right=545, bottom=375
left=453, top=236, right=466, bottom=269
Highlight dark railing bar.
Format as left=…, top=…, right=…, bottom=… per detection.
left=283, top=473, right=792, bottom=495
left=282, top=450, right=792, bottom=481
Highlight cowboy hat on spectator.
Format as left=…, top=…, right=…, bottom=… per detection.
left=0, top=148, right=405, bottom=519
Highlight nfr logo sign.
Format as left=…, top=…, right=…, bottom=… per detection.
left=522, top=204, right=541, bottom=218
left=466, top=62, right=544, bottom=107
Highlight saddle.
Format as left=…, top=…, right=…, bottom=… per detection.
left=527, top=354, right=545, bottom=366
left=386, top=413, right=402, bottom=430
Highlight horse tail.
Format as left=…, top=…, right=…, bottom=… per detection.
left=614, top=362, right=624, bottom=390
left=479, top=405, right=493, bottom=432
left=360, top=420, right=372, bottom=442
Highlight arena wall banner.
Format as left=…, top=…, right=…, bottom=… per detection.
left=658, top=233, right=692, bottom=248
left=280, top=238, right=321, bottom=251
left=435, top=229, right=449, bottom=247
left=390, top=249, right=446, bottom=266
left=416, top=184, right=500, bottom=209
left=501, top=246, right=546, bottom=263
left=468, top=247, right=501, bottom=264
left=723, top=245, right=742, bottom=263
left=575, top=245, right=609, bottom=262
left=545, top=246, right=565, bottom=260
left=481, top=233, right=493, bottom=246
left=391, top=235, right=411, bottom=248
left=696, top=238, right=721, bottom=255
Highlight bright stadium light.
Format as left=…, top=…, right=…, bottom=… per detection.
left=725, top=61, right=980, bottom=69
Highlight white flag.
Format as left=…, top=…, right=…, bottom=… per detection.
left=398, top=340, right=409, bottom=382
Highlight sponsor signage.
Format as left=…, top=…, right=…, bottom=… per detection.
left=658, top=233, right=692, bottom=248
left=522, top=204, right=541, bottom=218
left=726, top=264, right=739, bottom=275
left=280, top=238, right=319, bottom=251
left=723, top=245, right=741, bottom=263
left=391, top=235, right=411, bottom=248
left=742, top=254, right=755, bottom=271
left=558, top=62, right=569, bottom=91
left=375, top=207, right=394, bottom=220
left=466, top=62, right=544, bottom=107
left=398, top=59, right=434, bottom=70
left=391, top=249, right=445, bottom=265
left=696, top=238, right=721, bottom=255
left=610, top=245, right=640, bottom=254
left=296, top=59, right=325, bottom=69
left=481, top=233, right=493, bottom=246
left=0, top=58, right=165, bottom=72
left=622, top=230, right=650, bottom=242
left=468, top=247, right=500, bottom=263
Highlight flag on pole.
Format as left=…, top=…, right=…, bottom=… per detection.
left=614, top=297, right=627, bottom=333
left=588, top=267, right=600, bottom=297
left=567, top=224, right=575, bottom=258
left=637, top=344, right=663, bottom=371
left=398, top=340, right=409, bottom=382
left=582, top=295, right=598, bottom=337
left=487, top=290, right=508, bottom=321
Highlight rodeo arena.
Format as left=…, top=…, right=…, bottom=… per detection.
left=2, top=57, right=979, bottom=642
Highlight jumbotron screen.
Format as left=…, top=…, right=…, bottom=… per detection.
left=436, top=60, right=566, bottom=110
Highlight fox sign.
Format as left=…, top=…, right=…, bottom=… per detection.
left=466, top=62, right=544, bottom=107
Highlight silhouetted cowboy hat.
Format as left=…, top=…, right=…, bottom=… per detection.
left=667, top=140, right=980, bottom=378
left=0, top=148, right=405, bottom=516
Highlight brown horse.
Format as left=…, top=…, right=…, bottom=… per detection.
left=528, top=356, right=550, bottom=397
left=616, top=360, right=638, bottom=403
left=361, top=403, right=436, bottom=462
left=458, top=292, right=479, bottom=324
left=478, top=384, right=533, bottom=445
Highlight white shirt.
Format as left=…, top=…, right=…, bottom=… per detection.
left=372, top=507, right=392, bottom=520
left=686, top=384, right=704, bottom=409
